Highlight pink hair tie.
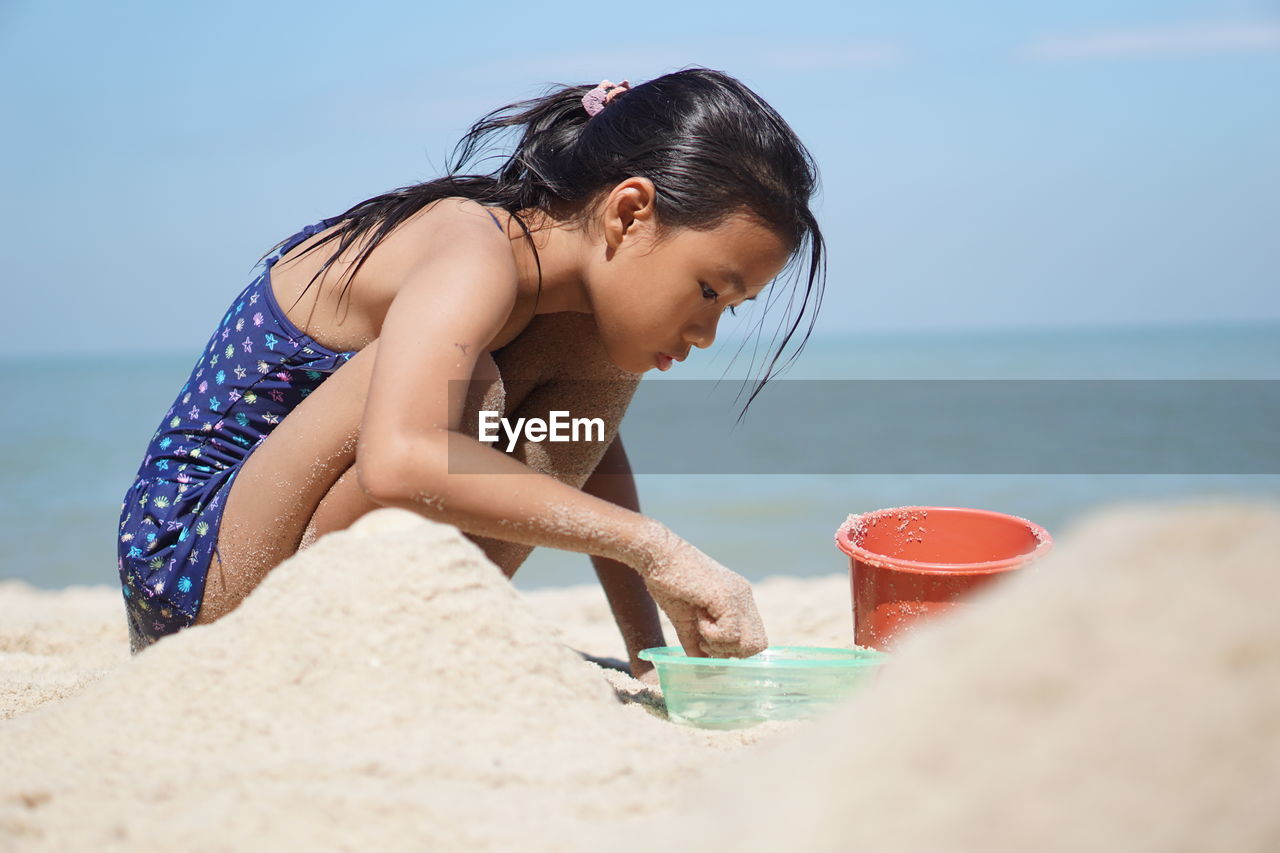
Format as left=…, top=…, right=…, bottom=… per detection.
left=582, top=79, right=631, bottom=117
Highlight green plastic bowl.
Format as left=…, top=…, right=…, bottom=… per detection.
left=637, top=645, right=888, bottom=729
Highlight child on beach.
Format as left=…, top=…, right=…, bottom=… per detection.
left=116, top=68, right=827, bottom=678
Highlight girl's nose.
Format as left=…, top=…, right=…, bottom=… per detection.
left=685, top=315, right=719, bottom=350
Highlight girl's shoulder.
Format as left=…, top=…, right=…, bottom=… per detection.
left=376, top=196, right=511, bottom=274
left=269, top=197, right=517, bottom=356
left=333, top=195, right=515, bottom=301
left=286, top=196, right=509, bottom=290
left=371, top=197, right=529, bottom=350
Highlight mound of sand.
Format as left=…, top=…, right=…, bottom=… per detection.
left=3, top=498, right=1278, bottom=851
left=642, top=500, right=1280, bottom=852
left=0, top=508, right=771, bottom=850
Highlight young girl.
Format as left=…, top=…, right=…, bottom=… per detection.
left=116, top=67, right=827, bottom=679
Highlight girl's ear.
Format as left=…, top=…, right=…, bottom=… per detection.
left=602, top=177, right=660, bottom=247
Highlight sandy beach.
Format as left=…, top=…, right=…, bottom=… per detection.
left=2, top=498, right=1278, bottom=851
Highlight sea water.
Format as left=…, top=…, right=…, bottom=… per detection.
left=1, top=324, right=1277, bottom=590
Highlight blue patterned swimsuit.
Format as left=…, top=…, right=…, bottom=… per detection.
left=118, top=208, right=507, bottom=653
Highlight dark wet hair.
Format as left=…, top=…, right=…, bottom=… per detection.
left=263, top=65, right=826, bottom=421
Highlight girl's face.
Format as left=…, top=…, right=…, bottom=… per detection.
left=586, top=198, right=793, bottom=374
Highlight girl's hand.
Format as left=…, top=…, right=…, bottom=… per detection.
left=639, top=538, right=768, bottom=659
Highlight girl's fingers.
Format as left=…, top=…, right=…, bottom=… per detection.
left=698, top=610, right=767, bottom=659
left=743, top=622, right=769, bottom=656
left=671, top=615, right=707, bottom=659
left=698, top=609, right=737, bottom=646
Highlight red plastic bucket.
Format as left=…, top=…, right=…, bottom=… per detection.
left=834, top=506, right=1052, bottom=651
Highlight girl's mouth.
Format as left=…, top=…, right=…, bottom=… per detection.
left=654, top=353, right=674, bottom=371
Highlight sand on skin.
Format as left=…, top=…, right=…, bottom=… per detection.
left=2, top=498, right=1278, bottom=851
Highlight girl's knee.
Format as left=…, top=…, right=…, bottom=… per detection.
left=459, top=352, right=505, bottom=439
left=493, top=313, right=628, bottom=382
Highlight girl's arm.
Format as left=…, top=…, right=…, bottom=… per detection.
left=357, top=214, right=656, bottom=569
left=581, top=434, right=666, bottom=681
left=358, top=203, right=766, bottom=659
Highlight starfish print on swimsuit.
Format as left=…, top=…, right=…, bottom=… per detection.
left=249, top=292, right=259, bottom=306
left=234, top=366, right=247, bottom=380
left=242, top=338, right=253, bottom=353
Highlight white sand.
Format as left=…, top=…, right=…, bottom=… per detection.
left=2, top=499, right=1278, bottom=851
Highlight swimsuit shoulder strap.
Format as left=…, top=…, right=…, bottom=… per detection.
left=268, top=216, right=346, bottom=267
left=484, top=208, right=504, bottom=232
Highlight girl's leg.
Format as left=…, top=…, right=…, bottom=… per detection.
left=467, top=312, right=642, bottom=576
left=195, top=340, right=503, bottom=626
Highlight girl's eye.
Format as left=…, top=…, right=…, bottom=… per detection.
left=700, top=282, right=738, bottom=315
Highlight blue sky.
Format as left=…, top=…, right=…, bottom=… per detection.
left=2, top=0, right=1277, bottom=356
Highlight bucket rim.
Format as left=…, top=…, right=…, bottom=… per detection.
left=834, top=505, right=1053, bottom=574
